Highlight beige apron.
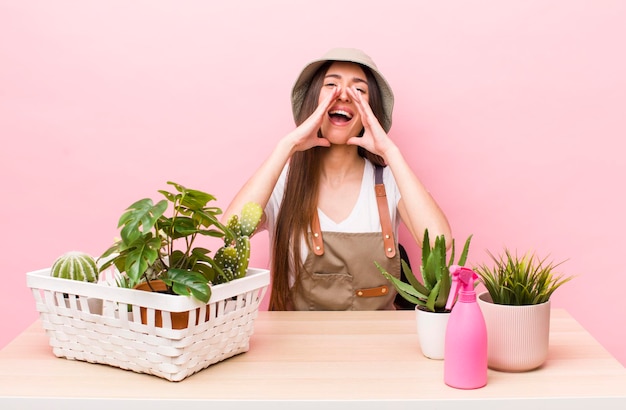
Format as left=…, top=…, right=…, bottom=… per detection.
left=292, top=166, right=401, bottom=310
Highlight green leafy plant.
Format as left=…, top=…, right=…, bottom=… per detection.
left=376, top=229, right=472, bottom=312
left=99, top=181, right=262, bottom=303
left=474, top=249, right=573, bottom=305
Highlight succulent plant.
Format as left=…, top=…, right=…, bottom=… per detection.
left=213, top=202, right=263, bottom=284
left=51, top=251, right=99, bottom=282
left=377, top=229, right=472, bottom=312
left=474, top=249, right=573, bottom=305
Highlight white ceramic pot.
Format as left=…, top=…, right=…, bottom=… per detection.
left=415, top=307, right=450, bottom=360
left=477, top=292, right=551, bottom=372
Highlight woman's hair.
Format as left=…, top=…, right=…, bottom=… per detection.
left=268, top=62, right=387, bottom=310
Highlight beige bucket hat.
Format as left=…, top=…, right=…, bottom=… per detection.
left=291, top=47, right=395, bottom=132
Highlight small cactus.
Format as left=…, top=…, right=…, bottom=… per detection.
left=214, top=246, right=238, bottom=282
left=51, top=251, right=99, bottom=282
left=227, top=214, right=242, bottom=238
left=240, top=202, right=262, bottom=236
left=235, top=236, right=251, bottom=278
left=214, top=202, right=262, bottom=284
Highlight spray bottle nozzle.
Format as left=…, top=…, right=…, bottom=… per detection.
left=445, top=265, right=479, bottom=311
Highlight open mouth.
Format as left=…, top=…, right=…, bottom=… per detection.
left=328, top=109, right=353, bottom=124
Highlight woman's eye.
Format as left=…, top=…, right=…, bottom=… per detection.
left=356, top=88, right=366, bottom=94
left=325, top=82, right=337, bottom=88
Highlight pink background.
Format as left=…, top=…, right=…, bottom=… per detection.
left=2, top=1, right=625, bottom=366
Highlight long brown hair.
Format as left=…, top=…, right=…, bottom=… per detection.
left=268, top=62, right=387, bottom=310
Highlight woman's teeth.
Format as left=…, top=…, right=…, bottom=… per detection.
left=329, top=110, right=353, bottom=120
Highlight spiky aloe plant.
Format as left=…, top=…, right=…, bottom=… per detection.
left=377, top=229, right=472, bottom=312
left=213, top=202, right=263, bottom=284
left=474, top=249, right=572, bottom=305
left=99, top=181, right=262, bottom=303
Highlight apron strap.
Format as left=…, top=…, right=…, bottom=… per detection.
left=311, top=210, right=324, bottom=256
left=374, top=165, right=396, bottom=258
left=310, top=164, right=396, bottom=258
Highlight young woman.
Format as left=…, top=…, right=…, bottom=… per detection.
left=222, top=48, right=451, bottom=311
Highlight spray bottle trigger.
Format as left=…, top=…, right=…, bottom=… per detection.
left=446, top=266, right=478, bottom=310
left=446, top=265, right=463, bottom=311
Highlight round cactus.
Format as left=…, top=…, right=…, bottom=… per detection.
left=51, top=251, right=99, bottom=282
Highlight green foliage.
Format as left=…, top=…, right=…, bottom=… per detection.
left=474, top=249, right=573, bottom=306
left=377, top=229, right=472, bottom=313
left=99, top=182, right=261, bottom=304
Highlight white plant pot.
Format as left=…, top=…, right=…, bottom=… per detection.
left=477, top=292, right=551, bottom=372
left=415, top=307, right=450, bottom=360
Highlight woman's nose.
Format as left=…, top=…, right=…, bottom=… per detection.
left=337, top=86, right=351, bottom=102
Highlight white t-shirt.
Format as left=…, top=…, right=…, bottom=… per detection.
left=263, top=159, right=402, bottom=256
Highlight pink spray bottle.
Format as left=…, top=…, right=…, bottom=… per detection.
left=444, top=265, right=488, bottom=389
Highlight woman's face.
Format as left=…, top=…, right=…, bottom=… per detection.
left=318, top=62, right=369, bottom=144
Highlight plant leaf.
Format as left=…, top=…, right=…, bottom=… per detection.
left=123, top=235, right=161, bottom=286
left=457, top=234, right=473, bottom=266
left=400, top=259, right=430, bottom=296
left=165, top=268, right=211, bottom=303
left=426, top=281, right=441, bottom=312
left=119, top=199, right=168, bottom=244
left=381, top=271, right=429, bottom=307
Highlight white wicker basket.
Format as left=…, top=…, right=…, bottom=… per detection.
left=26, top=267, right=270, bottom=381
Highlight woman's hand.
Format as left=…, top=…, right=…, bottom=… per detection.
left=284, top=86, right=341, bottom=153
left=346, top=86, right=396, bottom=160
left=221, top=88, right=342, bottom=226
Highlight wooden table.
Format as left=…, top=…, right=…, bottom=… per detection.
left=1, top=310, right=624, bottom=409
